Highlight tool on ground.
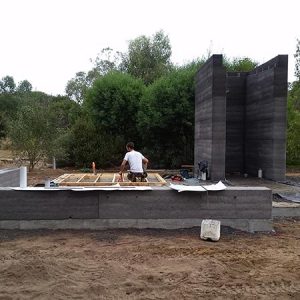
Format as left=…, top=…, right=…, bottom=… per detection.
left=171, top=175, right=184, bottom=181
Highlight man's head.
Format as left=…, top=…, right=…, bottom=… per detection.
left=126, top=142, right=134, bottom=151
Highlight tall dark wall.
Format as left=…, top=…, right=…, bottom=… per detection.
left=194, top=55, right=226, bottom=181
left=195, top=54, right=288, bottom=181
left=225, top=73, right=247, bottom=173
left=245, top=55, right=288, bottom=181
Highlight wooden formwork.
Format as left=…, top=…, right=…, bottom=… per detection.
left=53, top=173, right=167, bottom=186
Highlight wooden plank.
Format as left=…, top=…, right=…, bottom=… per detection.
left=94, top=175, right=101, bottom=183
left=54, top=174, right=71, bottom=183
left=154, top=173, right=167, bottom=184
left=76, top=174, right=86, bottom=182
left=58, top=182, right=115, bottom=186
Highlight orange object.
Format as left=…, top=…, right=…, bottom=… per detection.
left=92, top=162, right=96, bottom=175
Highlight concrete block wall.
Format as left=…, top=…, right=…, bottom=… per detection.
left=194, top=55, right=226, bottom=181
left=245, top=55, right=288, bottom=181
left=0, top=168, right=20, bottom=187
left=195, top=55, right=288, bottom=181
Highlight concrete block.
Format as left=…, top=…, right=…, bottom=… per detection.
left=200, top=219, right=221, bottom=241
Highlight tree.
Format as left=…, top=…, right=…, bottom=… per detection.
left=224, top=57, right=258, bottom=72
left=8, top=96, right=57, bottom=170
left=85, top=71, right=145, bottom=141
left=0, top=93, right=21, bottom=139
left=91, top=47, right=123, bottom=75
left=295, top=39, right=300, bottom=80
left=16, top=80, right=32, bottom=93
left=137, top=63, right=201, bottom=167
left=122, top=30, right=172, bottom=85
left=69, top=116, right=124, bottom=168
left=286, top=39, right=300, bottom=164
left=0, top=112, right=6, bottom=140
left=287, top=88, right=300, bottom=164
left=0, top=76, right=16, bottom=93
left=66, top=48, right=124, bottom=105
left=49, top=95, right=82, bottom=128
left=65, top=71, right=97, bottom=104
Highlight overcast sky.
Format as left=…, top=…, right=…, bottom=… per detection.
left=1, top=0, right=299, bottom=95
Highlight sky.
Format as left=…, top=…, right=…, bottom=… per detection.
left=1, top=0, right=299, bottom=95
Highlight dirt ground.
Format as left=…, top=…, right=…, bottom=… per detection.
left=1, top=165, right=300, bottom=299
left=0, top=220, right=299, bottom=299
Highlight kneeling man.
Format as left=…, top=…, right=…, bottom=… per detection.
left=119, top=142, right=148, bottom=182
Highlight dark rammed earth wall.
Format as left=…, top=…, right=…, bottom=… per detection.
left=195, top=55, right=288, bottom=181
left=245, top=56, right=288, bottom=180
left=194, top=55, right=226, bottom=181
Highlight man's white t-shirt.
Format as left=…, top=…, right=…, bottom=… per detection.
left=124, top=150, right=145, bottom=173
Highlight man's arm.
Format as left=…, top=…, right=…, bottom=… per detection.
left=142, top=157, right=149, bottom=170
left=119, top=160, right=127, bottom=174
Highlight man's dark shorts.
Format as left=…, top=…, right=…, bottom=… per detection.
left=127, top=172, right=148, bottom=182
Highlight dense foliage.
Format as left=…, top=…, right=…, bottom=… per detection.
left=287, top=82, right=300, bottom=164
left=137, top=63, right=202, bottom=167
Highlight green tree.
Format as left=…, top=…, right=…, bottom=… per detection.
left=224, top=57, right=258, bottom=72
left=0, top=93, right=21, bottom=139
left=122, top=30, right=172, bottom=85
left=16, top=80, right=32, bottom=93
left=295, top=39, right=300, bottom=80
left=0, top=76, right=16, bottom=93
left=286, top=39, right=300, bottom=164
left=47, top=96, right=83, bottom=165
left=66, top=48, right=123, bottom=105
left=287, top=81, right=300, bottom=164
left=8, top=98, right=57, bottom=170
left=69, top=115, right=124, bottom=168
left=85, top=71, right=145, bottom=141
left=49, top=95, right=82, bottom=128
left=138, top=63, right=201, bottom=167
left=91, top=47, right=123, bottom=75
left=65, top=71, right=97, bottom=104
left=0, top=112, right=6, bottom=139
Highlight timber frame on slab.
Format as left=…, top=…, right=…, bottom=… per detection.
left=53, top=172, right=167, bottom=187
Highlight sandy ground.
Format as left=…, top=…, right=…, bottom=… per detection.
left=1, top=164, right=300, bottom=299
left=0, top=220, right=299, bottom=299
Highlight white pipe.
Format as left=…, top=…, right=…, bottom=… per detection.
left=20, top=166, right=27, bottom=188
left=45, top=177, right=51, bottom=188
left=53, top=157, right=56, bottom=170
